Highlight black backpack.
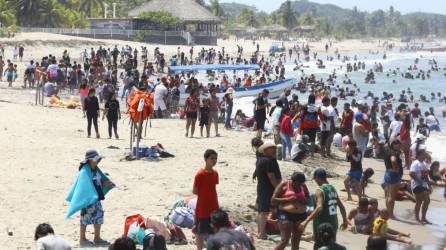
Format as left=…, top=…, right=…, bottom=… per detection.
left=143, top=234, right=167, bottom=250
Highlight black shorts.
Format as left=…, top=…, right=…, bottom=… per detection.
left=320, top=131, right=330, bottom=145
left=256, top=117, right=266, bottom=130
left=256, top=194, right=272, bottom=213
left=339, top=127, right=351, bottom=136
left=199, top=118, right=209, bottom=127
left=277, top=210, right=307, bottom=222
left=412, top=186, right=429, bottom=194
left=195, top=218, right=212, bottom=235
left=303, top=128, right=318, bottom=142
left=186, top=112, right=198, bottom=119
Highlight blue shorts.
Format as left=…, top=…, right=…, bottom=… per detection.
left=429, top=124, right=440, bottom=132
left=348, top=170, right=363, bottom=181
left=384, top=171, right=402, bottom=185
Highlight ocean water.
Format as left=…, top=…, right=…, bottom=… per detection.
left=233, top=51, right=446, bottom=162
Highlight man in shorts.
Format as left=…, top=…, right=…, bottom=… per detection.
left=208, top=88, right=221, bottom=137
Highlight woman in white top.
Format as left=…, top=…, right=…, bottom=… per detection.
left=35, top=223, right=71, bottom=250
left=409, top=150, right=431, bottom=224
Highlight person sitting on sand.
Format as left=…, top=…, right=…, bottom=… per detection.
left=108, top=237, right=136, bottom=250
left=344, top=140, right=363, bottom=202
left=366, top=235, right=387, bottom=250
left=372, top=209, right=411, bottom=244
left=206, top=209, right=255, bottom=250
left=291, top=135, right=310, bottom=164
left=347, top=198, right=373, bottom=234
left=271, top=172, right=309, bottom=250
left=314, top=223, right=346, bottom=250
left=35, top=223, right=71, bottom=250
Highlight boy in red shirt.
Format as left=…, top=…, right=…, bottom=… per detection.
left=193, top=149, right=219, bottom=250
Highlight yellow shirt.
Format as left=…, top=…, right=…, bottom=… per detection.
left=373, top=216, right=388, bottom=235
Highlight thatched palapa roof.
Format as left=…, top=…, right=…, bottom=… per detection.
left=128, top=0, right=221, bottom=23
left=257, top=24, right=288, bottom=32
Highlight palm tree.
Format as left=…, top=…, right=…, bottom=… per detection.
left=280, top=0, right=297, bottom=30
left=210, top=0, right=224, bottom=17
left=78, top=0, right=102, bottom=17
left=0, top=0, right=15, bottom=27
left=38, top=0, right=68, bottom=27
left=7, top=0, right=40, bottom=26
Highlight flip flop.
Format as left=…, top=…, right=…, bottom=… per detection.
left=79, top=240, right=94, bottom=247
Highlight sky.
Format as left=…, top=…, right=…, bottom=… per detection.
left=219, top=0, right=446, bottom=14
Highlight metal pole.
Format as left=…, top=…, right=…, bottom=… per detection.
left=130, top=121, right=134, bottom=156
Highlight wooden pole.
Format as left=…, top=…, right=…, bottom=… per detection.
left=130, top=121, right=134, bottom=156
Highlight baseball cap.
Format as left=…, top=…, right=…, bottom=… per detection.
left=313, top=168, right=327, bottom=179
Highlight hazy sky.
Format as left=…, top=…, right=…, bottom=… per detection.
left=219, top=0, right=446, bottom=14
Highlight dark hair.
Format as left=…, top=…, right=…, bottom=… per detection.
left=275, top=99, right=284, bottom=107
left=348, top=139, right=357, bottom=148
left=282, top=107, right=291, bottom=114
left=429, top=161, right=441, bottom=181
left=366, top=235, right=387, bottom=250
left=109, top=237, right=136, bottom=250
left=316, top=223, right=335, bottom=246
left=210, top=209, right=231, bottom=230
left=204, top=149, right=218, bottom=159
left=291, top=172, right=306, bottom=183
left=363, top=168, right=375, bottom=179
left=88, top=88, right=96, bottom=96
left=34, top=223, right=54, bottom=241
left=359, top=197, right=369, bottom=207
left=251, top=137, right=264, bottom=149
left=308, top=94, right=316, bottom=104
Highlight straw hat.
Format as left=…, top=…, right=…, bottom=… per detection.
left=258, top=141, right=276, bottom=154
left=226, top=87, right=234, bottom=94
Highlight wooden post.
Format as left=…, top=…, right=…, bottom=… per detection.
left=130, top=121, right=134, bottom=156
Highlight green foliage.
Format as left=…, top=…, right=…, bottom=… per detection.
left=138, top=11, right=182, bottom=26
left=220, top=2, right=256, bottom=17
left=0, top=0, right=15, bottom=27
left=279, top=0, right=298, bottom=30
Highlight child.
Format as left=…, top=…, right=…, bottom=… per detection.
left=4, top=63, right=15, bottom=87
left=65, top=150, right=115, bottom=247
left=373, top=209, right=411, bottom=244
left=348, top=198, right=373, bottom=234
left=192, top=149, right=219, bottom=250
left=344, top=140, right=363, bottom=202
left=360, top=168, right=375, bottom=196
left=199, top=98, right=210, bottom=137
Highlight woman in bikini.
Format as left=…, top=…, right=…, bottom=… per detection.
left=271, top=172, right=309, bottom=250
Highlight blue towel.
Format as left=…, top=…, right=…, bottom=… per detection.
left=65, top=165, right=114, bottom=219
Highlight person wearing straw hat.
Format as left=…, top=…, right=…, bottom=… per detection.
left=65, top=150, right=115, bottom=247
left=224, top=88, right=234, bottom=129
left=254, top=141, right=282, bottom=239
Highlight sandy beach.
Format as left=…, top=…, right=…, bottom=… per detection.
left=0, top=34, right=445, bottom=250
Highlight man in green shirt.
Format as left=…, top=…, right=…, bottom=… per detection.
left=301, top=168, right=348, bottom=250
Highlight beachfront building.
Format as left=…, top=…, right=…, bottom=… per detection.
left=128, top=0, right=221, bottom=45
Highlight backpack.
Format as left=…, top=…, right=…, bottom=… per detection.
left=143, top=234, right=167, bottom=250
left=169, top=207, right=195, bottom=229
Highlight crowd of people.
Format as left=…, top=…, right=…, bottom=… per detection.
left=1, top=38, right=446, bottom=250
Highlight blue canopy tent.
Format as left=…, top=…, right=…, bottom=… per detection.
left=169, top=64, right=260, bottom=72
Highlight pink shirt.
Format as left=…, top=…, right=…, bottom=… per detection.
left=80, top=88, right=89, bottom=97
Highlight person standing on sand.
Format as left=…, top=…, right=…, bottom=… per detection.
left=271, top=172, right=309, bottom=250
left=185, top=88, right=200, bottom=138
left=224, top=88, right=234, bottom=129
left=66, top=150, right=114, bottom=247
left=254, top=142, right=282, bottom=240
left=254, top=89, right=270, bottom=139
left=154, top=77, right=168, bottom=118
left=409, top=150, right=432, bottom=224
left=299, top=94, right=319, bottom=157
left=383, top=140, right=403, bottom=219
left=4, top=63, right=15, bottom=87
left=102, top=92, right=121, bottom=139
left=83, top=88, right=100, bottom=138
left=192, top=149, right=219, bottom=250
left=18, top=45, right=24, bottom=61
left=344, top=140, right=363, bottom=202
left=301, top=168, right=348, bottom=250
left=353, top=113, right=369, bottom=156
left=207, top=87, right=221, bottom=137
left=0, top=56, right=4, bottom=81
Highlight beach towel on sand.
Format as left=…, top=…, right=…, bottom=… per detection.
left=65, top=165, right=114, bottom=219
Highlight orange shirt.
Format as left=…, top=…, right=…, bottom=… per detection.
left=193, top=168, right=219, bottom=219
